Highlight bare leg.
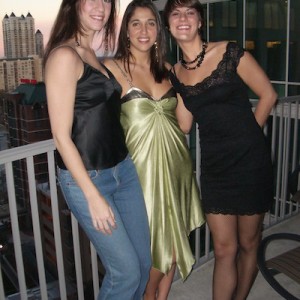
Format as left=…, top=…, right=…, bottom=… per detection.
left=144, top=251, right=176, bottom=300
left=157, top=263, right=176, bottom=300
left=143, top=267, right=164, bottom=300
left=234, top=214, right=264, bottom=300
left=206, top=214, right=238, bottom=300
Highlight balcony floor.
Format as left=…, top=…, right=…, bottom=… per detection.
left=169, top=214, right=300, bottom=300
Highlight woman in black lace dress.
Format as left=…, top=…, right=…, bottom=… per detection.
left=164, top=0, right=277, bottom=299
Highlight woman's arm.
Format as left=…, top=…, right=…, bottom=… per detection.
left=45, top=47, right=116, bottom=234
left=237, top=51, right=277, bottom=127
left=165, top=62, right=194, bottom=134
left=175, top=92, right=194, bottom=134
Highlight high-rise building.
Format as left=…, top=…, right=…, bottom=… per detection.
left=35, top=29, right=44, bottom=58
left=0, top=125, right=8, bottom=206
left=1, top=13, right=44, bottom=92
left=0, top=56, right=43, bottom=92
left=3, top=82, right=51, bottom=210
left=2, top=12, right=36, bottom=59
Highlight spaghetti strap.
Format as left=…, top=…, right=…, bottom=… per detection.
left=113, top=59, right=133, bottom=89
left=170, top=65, right=177, bottom=78
left=100, top=61, right=115, bottom=79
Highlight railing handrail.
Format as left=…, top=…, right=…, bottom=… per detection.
left=1, top=95, right=300, bottom=164
left=277, top=95, right=300, bottom=103
left=0, top=139, right=55, bottom=164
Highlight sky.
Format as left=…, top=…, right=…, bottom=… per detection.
left=0, top=0, right=131, bottom=58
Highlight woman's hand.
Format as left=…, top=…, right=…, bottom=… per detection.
left=88, top=194, right=117, bottom=235
left=237, top=51, right=277, bottom=126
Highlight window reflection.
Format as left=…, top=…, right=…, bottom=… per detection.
left=264, top=0, right=287, bottom=29
left=289, top=0, right=300, bottom=83
left=246, top=0, right=287, bottom=82
left=222, top=2, right=237, bottom=28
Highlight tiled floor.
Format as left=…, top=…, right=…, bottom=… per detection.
left=168, top=214, right=300, bottom=300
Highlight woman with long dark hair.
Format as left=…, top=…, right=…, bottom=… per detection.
left=44, top=1, right=151, bottom=299
left=105, top=1, right=205, bottom=299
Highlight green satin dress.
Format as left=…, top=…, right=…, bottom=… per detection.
left=120, top=86, right=205, bottom=280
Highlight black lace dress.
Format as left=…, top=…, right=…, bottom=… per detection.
left=170, top=42, right=273, bottom=215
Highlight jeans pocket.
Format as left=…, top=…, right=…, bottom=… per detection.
left=57, top=168, right=100, bottom=187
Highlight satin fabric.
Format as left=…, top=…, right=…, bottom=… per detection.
left=120, top=87, right=205, bottom=279
left=56, top=57, right=128, bottom=170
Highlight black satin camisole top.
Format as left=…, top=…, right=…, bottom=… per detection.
left=56, top=59, right=128, bottom=170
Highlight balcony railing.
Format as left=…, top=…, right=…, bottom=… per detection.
left=0, top=96, right=299, bottom=299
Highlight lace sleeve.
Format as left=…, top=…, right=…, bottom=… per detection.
left=227, top=42, right=245, bottom=70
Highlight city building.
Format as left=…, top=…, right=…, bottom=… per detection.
left=0, top=56, right=43, bottom=92
left=1, top=13, right=44, bottom=92
left=2, top=82, right=51, bottom=212
left=35, top=29, right=44, bottom=58
left=0, top=125, right=8, bottom=206
left=2, top=12, right=36, bottom=59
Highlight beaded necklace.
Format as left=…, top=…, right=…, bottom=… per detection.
left=180, top=41, right=208, bottom=70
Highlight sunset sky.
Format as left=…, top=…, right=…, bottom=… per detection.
left=0, top=0, right=132, bottom=57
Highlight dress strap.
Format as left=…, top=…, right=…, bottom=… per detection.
left=113, top=59, right=133, bottom=88
left=170, top=65, right=178, bottom=78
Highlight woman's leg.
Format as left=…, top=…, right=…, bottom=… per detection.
left=114, top=156, right=152, bottom=300
left=58, top=167, right=145, bottom=300
left=205, top=214, right=238, bottom=300
left=157, top=262, right=176, bottom=300
left=144, top=268, right=164, bottom=300
left=234, top=214, right=264, bottom=300
left=143, top=262, right=176, bottom=300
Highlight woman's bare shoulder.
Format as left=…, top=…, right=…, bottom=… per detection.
left=47, top=44, right=81, bottom=66
left=45, top=44, right=83, bottom=82
left=207, top=41, right=229, bottom=54
left=103, top=58, right=123, bottom=74
left=103, top=57, right=115, bottom=67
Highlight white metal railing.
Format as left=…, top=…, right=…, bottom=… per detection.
left=0, top=97, right=299, bottom=299
left=0, top=140, right=68, bottom=300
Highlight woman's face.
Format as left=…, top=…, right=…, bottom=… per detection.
left=127, top=7, right=158, bottom=54
left=168, top=6, right=201, bottom=42
left=79, top=0, right=112, bottom=33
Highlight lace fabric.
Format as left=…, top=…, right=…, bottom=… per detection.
left=169, top=42, right=274, bottom=215
left=170, top=42, right=245, bottom=97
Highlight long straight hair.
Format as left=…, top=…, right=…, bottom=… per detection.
left=115, top=0, right=168, bottom=83
left=43, top=0, right=118, bottom=66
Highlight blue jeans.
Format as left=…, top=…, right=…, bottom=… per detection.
left=57, top=155, right=151, bottom=300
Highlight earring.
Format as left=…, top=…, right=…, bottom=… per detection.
left=154, top=41, right=158, bottom=62
left=104, top=39, right=108, bottom=55
left=75, top=36, right=81, bottom=47
left=127, top=37, right=130, bottom=49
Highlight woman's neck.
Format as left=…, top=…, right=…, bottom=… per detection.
left=74, top=33, right=95, bottom=50
left=177, top=36, right=204, bottom=62
left=129, top=49, right=151, bottom=68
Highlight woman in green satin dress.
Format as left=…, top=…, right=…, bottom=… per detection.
left=104, top=1, right=205, bottom=299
